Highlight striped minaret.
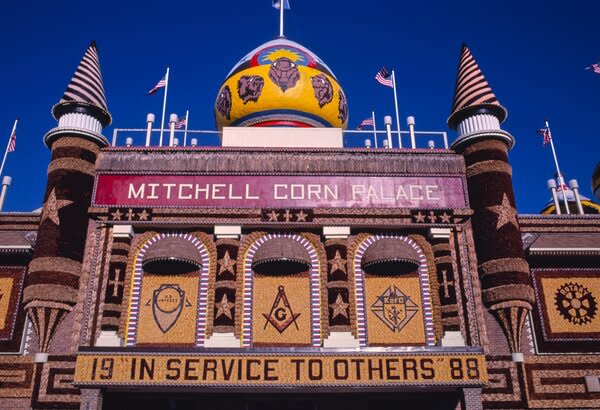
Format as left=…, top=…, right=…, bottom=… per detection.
left=448, top=44, right=534, bottom=356
left=23, top=41, right=111, bottom=353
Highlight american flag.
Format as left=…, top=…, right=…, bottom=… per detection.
left=272, top=0, right=290, bottom=9
left=7, top=130, right=16, bottom=152
left=148, top=76, right=166, bottom=95
left=375, top=67, right=393, bottom=88
left=175, top=116, right=187, bottom=129
left=537, top=127, right=552, bottom=146
left=588, top=63, right=600, bottom=74
left=357, top=118, right=374, bottom=130
left=557, top=181, right=569, bottom=192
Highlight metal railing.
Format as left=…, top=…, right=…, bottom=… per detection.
left=111, top=128, right=449, bottom=150
left=344, top=130, right=449, bottom=149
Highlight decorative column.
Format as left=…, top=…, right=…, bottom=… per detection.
left=429, top=228, right=464, bottom=346
left=448, top=44, right=534, bottom=357
left=22, top=41, right=111, bottom=353
left=97, top=225, right=133, bottom=347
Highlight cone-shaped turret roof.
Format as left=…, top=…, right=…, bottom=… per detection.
left=447, top=43, right=506, bottom=129
left=52, top=41, right=111, bottom=127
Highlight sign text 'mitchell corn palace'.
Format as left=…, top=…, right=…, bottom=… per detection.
left=94, top=175, right=467, bottom=209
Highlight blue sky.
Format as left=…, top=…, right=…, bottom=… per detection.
left=0, top=0, right=598, bottom=213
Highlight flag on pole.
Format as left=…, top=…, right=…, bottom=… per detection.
left=586, top=62, right=600, bottom=74
left=375, top=67, right=393, bottom=88
left=272, top=0, right=290, bottom=9
left=537, top=127, right=552, bottom=146
left=557, top=181, right=569, bottom=192
left=148, top=76, right=167, bottom=95
left=357, top=118, right=374, bottom=130
left=175, top=116, right=187, bottom=129
left=7, top=129, right=16, bottom=153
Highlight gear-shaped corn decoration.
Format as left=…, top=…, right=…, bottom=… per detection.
left=555, top=282, right=597, bottom=325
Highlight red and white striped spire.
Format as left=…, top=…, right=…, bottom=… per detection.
left=447, top=43, right=507, bottom=130
left=52, top=41, right=111, bottom=127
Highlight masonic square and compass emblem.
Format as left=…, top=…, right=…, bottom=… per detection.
left=263, top=285, right=301, bottom=333
left=145, top=284, right=192, bottom=333
left=371, top=285, right=419, bottom=332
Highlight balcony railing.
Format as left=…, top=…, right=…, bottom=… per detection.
left=110, top=128, right=449, bottom=150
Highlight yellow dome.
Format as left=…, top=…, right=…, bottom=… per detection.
left=215, top=38, right=348, bottom=129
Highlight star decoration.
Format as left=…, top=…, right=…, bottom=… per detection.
left=215, top=293, right=234, bottom=319
left=440, top=212, right=452, bottom=223
left=295, top=210, right=308, bottom=222
left=487, top=193, right=518, bottom=229
left=414, top=211, right=426, bottom=223
left=138, top=209, right=149, bottom=221
left=41, top=188, right=73, bottom=225
left=427, top=211, right=437, bottom=223
left=282, top=209, right=293, bottom=222
left=331, top=293, right=349, bottom=319
left=328, top=250, right=347, bottom=274
left=267, top=210, right=280, bottom=221
left=218, top=250, right=236, bottom=276
left=111, top=209, right=123, bottom=221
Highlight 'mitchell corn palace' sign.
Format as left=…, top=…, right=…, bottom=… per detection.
left=93, top=174, right=467, bottom=209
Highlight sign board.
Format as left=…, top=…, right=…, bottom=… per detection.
left=93, top=174, right=467, bottom=209
left=75, top=352, right=486, bottom=387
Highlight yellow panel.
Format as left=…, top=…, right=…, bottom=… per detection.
left=136, top=275, right=199, bottom=345
left=365, top=275, right=426, bottom=346
left=541, top=277, right=600, bottom=334
left=0, top=277, right=15, bottom=330
left=252, top=276, right=311, bottom=346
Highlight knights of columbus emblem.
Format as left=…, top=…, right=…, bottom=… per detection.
left=371, top=285, right=419, bottom=332
left=263, top=285, right=301, bottom=333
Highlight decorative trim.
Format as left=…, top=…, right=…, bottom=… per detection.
left=44, top=126, right=108, bottom=149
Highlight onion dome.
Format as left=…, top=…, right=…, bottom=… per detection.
left=361, top=238, right=420, bottom=275
left=251, top=237, right=311, bottom=275
left=540, top=187, right=600, bottom=215
left=447, top=43, right=507, bottom=130
left=142, top=236, right=203, bottom=274
left=593, top=162, right=600, bottom=201
left=52, top=41, right=111, bottom=127
left=215, top=38, right=348, bottom=129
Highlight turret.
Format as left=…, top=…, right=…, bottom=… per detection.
left=448, top=44, right=534, bottom=358
left=22, top=41, right=110, bottom=353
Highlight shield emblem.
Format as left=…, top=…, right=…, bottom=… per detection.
left=152, top=284, right=185, bottom=333
left=371, top=285, right=418, bottom=332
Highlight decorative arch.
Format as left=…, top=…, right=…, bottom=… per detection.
left=352, top=234, right=435, bottom=347
left=242, top=233, right=321, bottom=347
left=125, top=232, right=210, bottom=347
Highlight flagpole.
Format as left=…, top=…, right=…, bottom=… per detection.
left=159, top=66, right=170, bottom=147
left=0, top=118, right=17, bottom=180
left=371, top=111, right=378, bottom=148
left=279, top=0, right=285, bottom=37
left=391, top=70, right=402, bottom=148
left=183, top=110, right=189, bottom=147
left=545, top=120, right=570, bottom=214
